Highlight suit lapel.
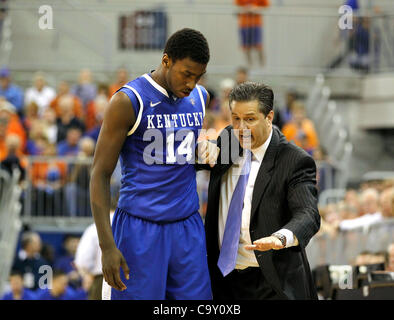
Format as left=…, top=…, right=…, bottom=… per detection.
left=250, top=128, right=280, bottom=221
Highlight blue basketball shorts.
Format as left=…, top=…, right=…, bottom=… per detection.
left=108, top=207, right=212, bottom=300
left=240, top=26, right=262, bottom=48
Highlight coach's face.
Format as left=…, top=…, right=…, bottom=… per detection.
left=231, top=99, right=273, bottom=150
left=163, top=54, right=206, bottom=98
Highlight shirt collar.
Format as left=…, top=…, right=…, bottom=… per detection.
left=143, top=72, right=179, bottom=101
left=143, top=73, right=170, bottom=98
left=251, top=128, right=273, bottom=163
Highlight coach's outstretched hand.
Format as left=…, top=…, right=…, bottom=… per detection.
left=102, top=246, right=130, bottom=291
left=244, top=236, right=284, bottom=251
left=197, top=140, right=220, bottom=167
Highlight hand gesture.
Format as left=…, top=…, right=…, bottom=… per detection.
left=244, top=236, right=284, bottom=252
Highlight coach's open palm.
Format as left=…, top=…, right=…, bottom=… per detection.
left=197, top=140, right=220, bottom=167
left=102, top=247, right=130, bottom=291
left=244, top=236, right=284, bottom=251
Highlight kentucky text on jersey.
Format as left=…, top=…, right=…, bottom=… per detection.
left=146, top=112, right=204, bottom=129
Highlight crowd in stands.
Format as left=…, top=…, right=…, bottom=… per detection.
left=1, top=64, right=324, bottom=218
left=2, top=231, right=89, bottom=300
left=318, top=180, right=394, bottom=235
left=315, top=179, right=394, bottom=269
left=2, top=64, right=393, bottom=299
left=0, top=66, right=130, bottom=216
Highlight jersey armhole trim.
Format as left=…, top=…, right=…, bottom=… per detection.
left=123, top=84, right=144, bottom=136
left=196, top=85, right=206, bottom=117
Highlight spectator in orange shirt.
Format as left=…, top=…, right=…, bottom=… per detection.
left=22, top=101, right=39, bottom=135
left=235, top=0, right=270, bottom=66
left=50, top=81, right=83, bottom=120
left=30, top=142, right=68, bottom=216
left=108, top=67, right=129, bottom=98
left=30, top=143, right=67, bottom=188
left=0, top=98, right=26, bottom=161
left=85, top=84, right=109, bottom=132
left=282, top=101, right=319, bottom=155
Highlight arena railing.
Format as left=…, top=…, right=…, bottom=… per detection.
left=306, top=218, right=394, bottom=270
left=21, top=156, right=122, bottom=233
left=306, top=74, right=353, bottom=190
left=0, top=168, right=22, bottom=296
left=362, top=171, right=394, bottom=182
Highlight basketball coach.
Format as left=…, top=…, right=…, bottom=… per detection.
left=203, top=82, right=321, bottom=300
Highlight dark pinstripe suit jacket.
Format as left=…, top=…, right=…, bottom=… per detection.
left=204, top=125, right=321, bottom=300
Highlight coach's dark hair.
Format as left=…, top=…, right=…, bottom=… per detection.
left=164, top=28, right=210, bottom=65
left=229, top=82, right=274, bottom=116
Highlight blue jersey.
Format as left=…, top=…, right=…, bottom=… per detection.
left=116, top=74, right=207, bottom=222
left=2, top=289, right=37, bottom=300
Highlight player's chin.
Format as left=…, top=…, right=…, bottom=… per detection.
left=178, top=90, right=191, bottom=97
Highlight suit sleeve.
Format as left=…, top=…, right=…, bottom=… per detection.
left=282, top=155, right=321, bottom=248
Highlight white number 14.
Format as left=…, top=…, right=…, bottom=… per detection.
left=166, top=131, right=194, bottom=163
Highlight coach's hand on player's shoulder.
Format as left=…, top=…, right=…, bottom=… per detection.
left=196, top=140, right=220, bottom=168
left=101, top=246, right=130, bottom=291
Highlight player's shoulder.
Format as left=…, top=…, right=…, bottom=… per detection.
left=121, top=74, right=146, bottom=89
left=195, top=83, right=207, bottom=94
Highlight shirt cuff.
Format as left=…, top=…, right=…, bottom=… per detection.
left=276, top=228, right=299, bottom=248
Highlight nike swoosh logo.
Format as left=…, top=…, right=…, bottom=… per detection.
left=150, top=101, right=161, bottom=107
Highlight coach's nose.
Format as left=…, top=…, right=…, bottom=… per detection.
left=239, top=119, right=248, bottom=131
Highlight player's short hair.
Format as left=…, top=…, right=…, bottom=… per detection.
left=229, top=82, right=274, bottom=116
left=164, top=28, right=210, bottom=65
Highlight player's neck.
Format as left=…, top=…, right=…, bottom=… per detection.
left=151, top=67, right=170, bottom=92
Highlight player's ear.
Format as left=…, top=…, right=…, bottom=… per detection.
left=162, top=54, right=171, bottom=69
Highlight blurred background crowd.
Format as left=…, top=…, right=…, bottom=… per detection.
left=1, top=0, right=394, bottom=300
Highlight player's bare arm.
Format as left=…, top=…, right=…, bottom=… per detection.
left=90, top=91, right=135, bottom=291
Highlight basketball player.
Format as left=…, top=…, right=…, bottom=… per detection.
left=90, top=28, right=218, bottom=300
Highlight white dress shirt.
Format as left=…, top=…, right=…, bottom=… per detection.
left=74, top=223, right=103, bottom=276
left=218, top=129, right=298, bottom=270
left=339, top=212, right=383, bottom=231
left=25, top=86, right=56, bottom=116
left=74, top=213, right=114, bottom=276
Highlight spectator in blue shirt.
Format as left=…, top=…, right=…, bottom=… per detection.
left=1, top=270, right=37, bottom=300
left=12, top=231, right=49, bottom=291
left=0, top=67, right=24, bottom=117
left=36, top=269, right=87, bottom=300
left=57, top=127, right=82, bottom=156
left=54, top=235, right=82, bottom=288
left=71, top=69, right=97, bottom=108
